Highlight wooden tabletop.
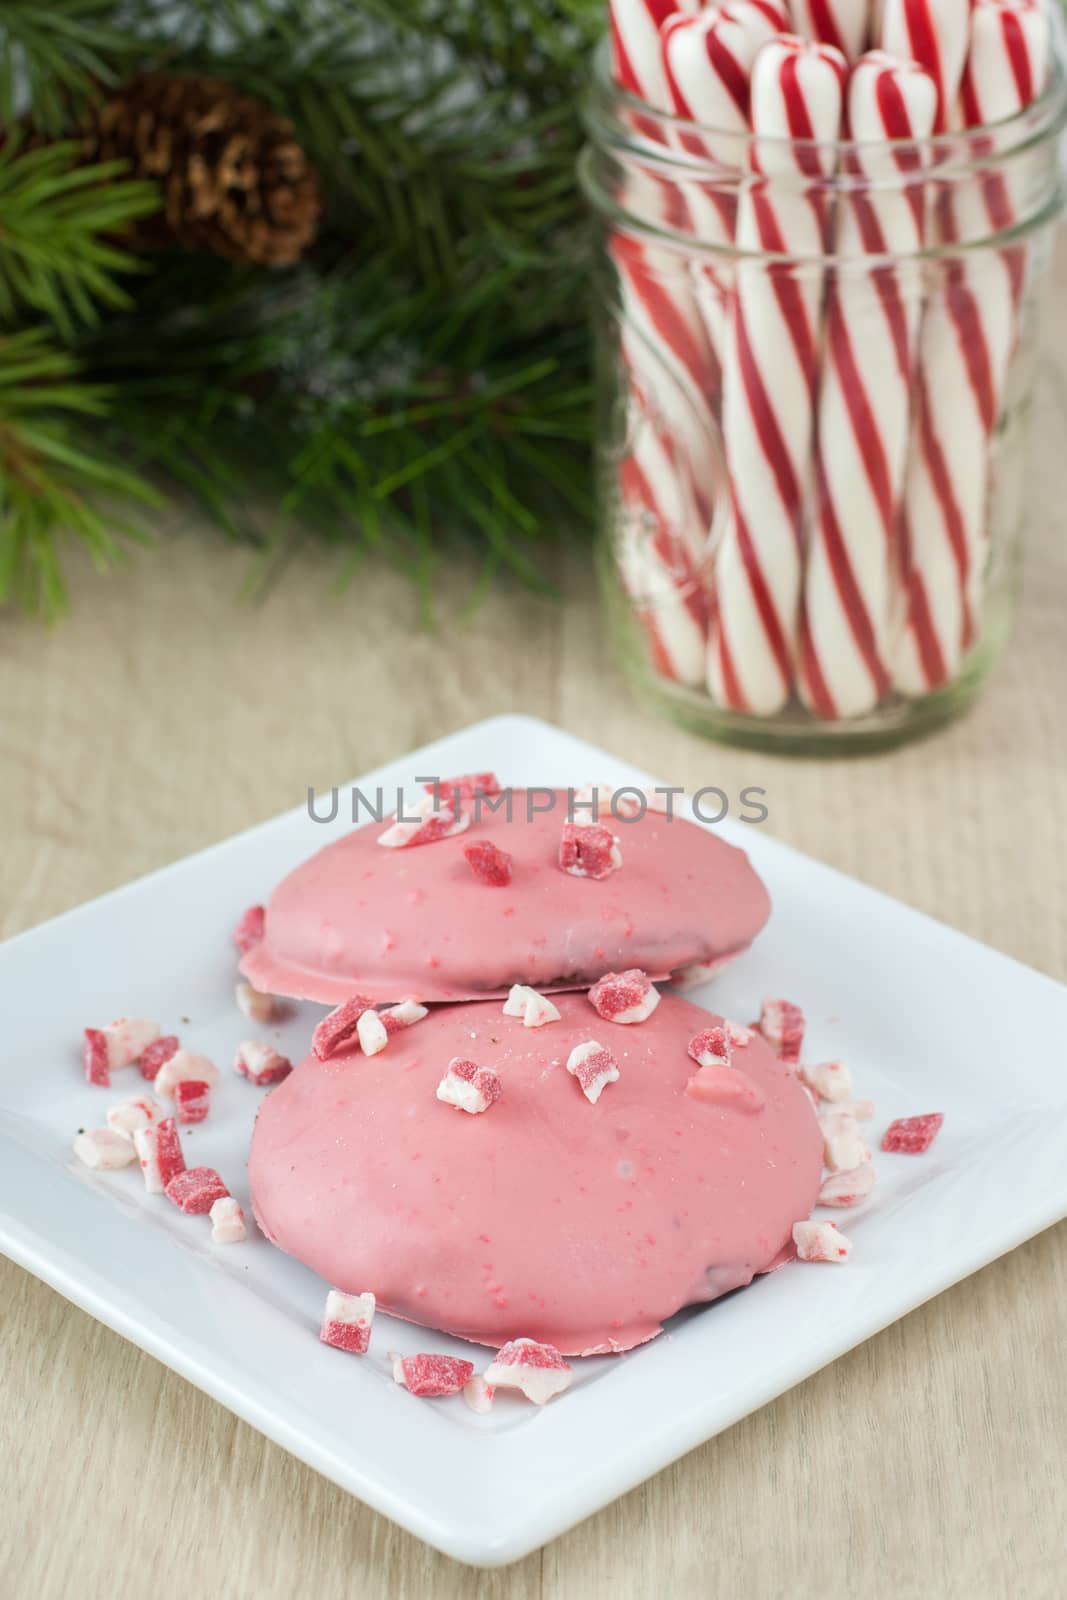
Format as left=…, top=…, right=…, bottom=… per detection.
left=4, top=261, right=1067, bottom=1599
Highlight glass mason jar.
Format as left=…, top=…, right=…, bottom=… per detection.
left=580, top=41, right=1067, bottom=753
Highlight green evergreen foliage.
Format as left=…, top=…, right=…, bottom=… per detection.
left=0, top=0, right=602, bottom=615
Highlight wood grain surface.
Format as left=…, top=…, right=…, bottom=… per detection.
left=3, top=257, right=1066, bottom=1600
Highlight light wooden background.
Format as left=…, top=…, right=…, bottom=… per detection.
left=3, top=256, right=1067, bottom=1600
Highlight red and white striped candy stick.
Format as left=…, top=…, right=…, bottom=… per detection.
left=880, top=0, right=973, bottom=130
left=893, top=0, right=1050, bottom=695
left=614, top=231, right=721, bottom=529
left=611, top=0, right=699, bottom=109
left=788, top=0, right=874, bottom=60
left=608, top=0, right=722, bottom=532
left=618, top=397, right=711, bottom=685
left=707, top=35, right=847, bottom=716
left=663, top=0, right=791, bottom=160
left=661, top=1, right=790, bottom=355
left=798, top=51, right=937, bottom=718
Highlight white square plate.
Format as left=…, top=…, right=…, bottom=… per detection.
left=3, top=715, right=1066, bottom=1566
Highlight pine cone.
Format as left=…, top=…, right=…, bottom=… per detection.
left=84, top=73, right=320, bottom=267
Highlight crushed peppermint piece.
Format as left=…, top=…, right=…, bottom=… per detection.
left=427, top=773, right=501, bottom=803
left=758, top=998, right=805, bottom=1066
left=235, top=981, right=280, bottom=1023
left=436, top=1058, right=502, bottom=1114
left=463, top=838, right=513, bottom=886
left=566, top=1040, right=620, bottom=1104
left=133, top=1117, right=186, bottom=1193
left=793, top=1220, right=853, bottom=1263
left=233, top=904, right=266, bottom=954
left=72, top=1129, right=137, bottom=1170
left=234, top=1040, right=292, bottom=1086
left=83, top=1017, right=160, bottom=1084
left=320, top=1289, right=376, bottom=1353
left=139, top=1034, right=180, bottom=1082
left=820, top=1112, right=870, bottom=1174
left=378, top=793, right=470, bottom=849
left=210, top=1196, right=247, bottom=1243
left=502, top=984, right=560, bottom=1028
left=165, top=1166, right=229, bottom=1215
left=393, top=1353, right=474, bottom=1397
left=153, top=1049, right=220, bottom=1101
left=688, top=1020, right=732, bottom=1070
left=686, top=1063, right=765, bottom=1113
left=483, top=1338, right=572, bottom=1405
left=818, top=1164, right=875, bottom=1208
left=106, top=1018, right=160, bottom=1069
left=312, top=994, right=376, bottom=1060
left=83, top=1028, right=111, bottom=1087
left=588, top=969, right=660, bottom=1025
left=462, top=1374, right=495, bottom=1414
left=174, top=1079, right=211, bottom=1124
left=356, top=1008, right=389, bottom=1056
left=106, top=1094, right=162, bottom=1141
left=381, top=999, right=428, bottom=1037
left=572, top=784, right=670, bottom=821
left=558, top=822, right=623, bottom=881
left=881, top=1113, right=944, bottom=1154
left=800, top=1060, right=852, bottom=1103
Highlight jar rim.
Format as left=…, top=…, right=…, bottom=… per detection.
left=586, top=35, right=1067, bottom=161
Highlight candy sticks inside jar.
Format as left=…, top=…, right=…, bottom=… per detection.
left=600, top=0, right=1059, bottom=729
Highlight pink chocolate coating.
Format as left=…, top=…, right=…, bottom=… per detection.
left=249, top=991, right=822, bottom=1356
left=241, top=790, right=770, bottom=1003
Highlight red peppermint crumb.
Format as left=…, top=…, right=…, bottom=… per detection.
left=83, top=1028, right=110, bottom=1087
left=881, top=1113, right=944, bottom=1154
left=155, top=1117, right=186, bottom=1188
left=165, top=1166, right=230, bottom=1214
left=312, top=994, right=376, bottom=1060
left=233, top=904, right=266, bottom=955
left=566, top=1040, right=620, bottom=1104
left=139, top=1034, right=180, bottom=1082
left=394, top=1353, right=474, bottom=1397
left=688, top=1021, right=732, bottom=1070
left=558, top=822, right=621, bottom=881
left=587, top=968, right=659, bottom=1024
left=793, top=1219, right=853, bottom=1263
left=484, top=1338, right=573, bottom=1403
left=133, top=1116, right=186, bottom=1193
left=437, top=1058, right=503, bottom=1114
left=818, top=1164, right=875, bottom=1208
left=409, top=809, right=462, bottom=846
left=174, top=1079, right=211, bottom=1124
left=758, top=997, right=805, bottom=1066
left=234, top=1041, right=292, bottom=1086
left=490, top=1338, right=569, bottom=1373
left=426, top=773, right=501, bottom=802
left=320, top=1290, right=375, bottom=1353
left=463, top=838, right=513, bottom=887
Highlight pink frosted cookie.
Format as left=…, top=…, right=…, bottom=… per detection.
left=241, top=787, right=770, bottom=1004
left=249, top=991, right=821, bottom=1356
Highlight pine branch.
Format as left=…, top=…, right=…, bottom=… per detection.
left=1, top=0, right=600, bottom=614
left=0, top=329, right=161, bottom=617
left=0, top=138, right=159, bottom=338
left=0, top=1, right=145, bottom=133
left=74, top=251, right=591, bottom=597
